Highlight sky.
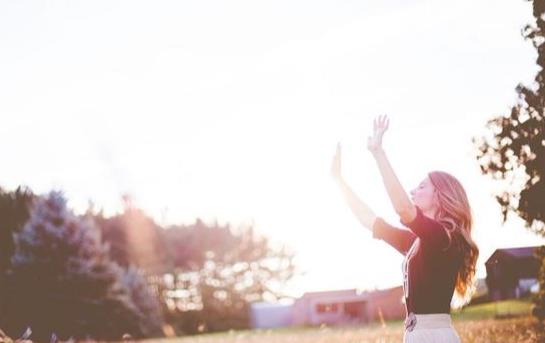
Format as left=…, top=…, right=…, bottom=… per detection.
left=1, top=0, right=544, bottom=298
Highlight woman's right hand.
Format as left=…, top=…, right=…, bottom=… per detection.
left=331, top=142, right=342, bottom=181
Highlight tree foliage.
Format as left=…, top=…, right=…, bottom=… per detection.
left=3, top=192, right=163, bottom=341
left=472, top=0, right=545, bottom=318
left=94, top=212, right=296, bottom=334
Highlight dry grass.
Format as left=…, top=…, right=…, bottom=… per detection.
left=454, top=316, right=544, bottom=343
left=142, top=316, right=545, bottom=343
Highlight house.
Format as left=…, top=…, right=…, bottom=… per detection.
left=250, top=286, right=405, bottom=329
left=485, top=246, right=541, bottom=301
left=291, top=286, right=405, bottom=326
left=249, top=285, right=405, bottom=328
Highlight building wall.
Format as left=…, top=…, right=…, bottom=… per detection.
left=292, top=297, right=308, bottom=326
left=365, top=287, right=405, bottom=321
left=250, top=303, right=293, bottom=329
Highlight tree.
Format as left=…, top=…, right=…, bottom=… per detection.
left=0, top=187, right=34, bottom=271
left=92, top=204, right=297, bottom=334
left=121, top=266, right=164, bottom=337
left=472, top=0, right=545, bottom=318
left=0, top=187, right=34, bottom=327
left=93, top=207, right=170, bottom=274
left=160, top=220, right=296, bottom=334
left=4, top=191, right=162, bottom=341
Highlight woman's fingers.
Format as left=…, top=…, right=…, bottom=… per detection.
left=368, top=115, right=389, bottom=153
left=374, top=114, right=389, bottom=132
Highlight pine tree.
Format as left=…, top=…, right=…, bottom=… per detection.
left=121, top=266, right=164, bottom=337
left=0, top=186, right=34, bottom=329
left=6, top=192, right=146, bottom=341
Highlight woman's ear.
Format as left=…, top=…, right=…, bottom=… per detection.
left=433, top=187, right=440, bottom=203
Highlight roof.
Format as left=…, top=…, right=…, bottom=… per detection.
left=250, top=302, right=294, bottom=309
left=485, top=246, right=539, bottom=265
left=298, top=285, right=403, bottom=303
left=300, top=289, right=360, bottom=299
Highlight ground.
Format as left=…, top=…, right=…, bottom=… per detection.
left=143, top=299, right=545, bottom=343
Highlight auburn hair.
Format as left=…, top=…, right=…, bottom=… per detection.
left=428, top=170, right=479, bottom=305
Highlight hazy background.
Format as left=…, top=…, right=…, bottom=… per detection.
left=1, top=0, right=543, bottom=297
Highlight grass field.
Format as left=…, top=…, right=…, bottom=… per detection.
left=452, top=298, right=534, bottom=321
left=144, top=299, right=544, bottom=343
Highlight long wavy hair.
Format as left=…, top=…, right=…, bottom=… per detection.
left=428, top=170, right=479, bottom=305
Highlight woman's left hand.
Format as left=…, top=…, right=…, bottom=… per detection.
left=367, top=114, right=389, bottom=154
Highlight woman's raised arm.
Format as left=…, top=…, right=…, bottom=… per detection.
left=331, top=142, right=377, bottom=231
left=367, top=115, right=417, bottom=224
left=331, top=142, right=416, bottom=255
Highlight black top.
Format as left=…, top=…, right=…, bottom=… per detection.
left=372, top=205, right=463, bottom=314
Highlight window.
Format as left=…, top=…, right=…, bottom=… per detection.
left=316, top=303, right=339, bottom=313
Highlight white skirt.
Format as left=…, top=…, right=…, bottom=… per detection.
left=403, top=313, right=461, bottom=343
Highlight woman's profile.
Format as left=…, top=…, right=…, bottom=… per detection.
left=331, top=115, right=479, bottom=342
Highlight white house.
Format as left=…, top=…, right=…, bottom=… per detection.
left=249, top=285, right=405, bottom=329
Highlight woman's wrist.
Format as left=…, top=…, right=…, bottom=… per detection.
left=371, top=147, right=386, bottom=158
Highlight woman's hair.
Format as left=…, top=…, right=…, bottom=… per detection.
left=428, top=170, right=479, bottom=306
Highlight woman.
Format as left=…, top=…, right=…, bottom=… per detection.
left=331, top=115, right=479, bottom=342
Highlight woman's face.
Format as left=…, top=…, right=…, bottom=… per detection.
left=410, top=176, right=438, bottom=215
